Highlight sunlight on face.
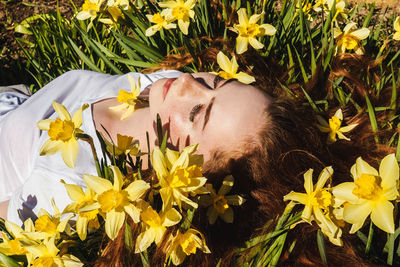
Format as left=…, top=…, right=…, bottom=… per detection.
left=149, top=72, right=272, bottom=162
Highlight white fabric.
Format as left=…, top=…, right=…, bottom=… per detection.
left=0, top=69, right=181, bottom=224
left=0, top=92, right=30, bottom=116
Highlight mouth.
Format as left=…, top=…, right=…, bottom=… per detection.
left=162, top=78, right=176, bottom=101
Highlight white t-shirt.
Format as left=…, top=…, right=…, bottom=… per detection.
left=0, top=69, right=181, bottom=224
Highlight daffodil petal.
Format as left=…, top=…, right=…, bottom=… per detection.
left=235, top=72, right=256, bottom=84
left=135, top=229, right=155, bottom=253
left=370, top=201, right=395, bottom=233
left=351, top=28, right=370, bottom=40
left=105, top=210, right=125, bottom=240
left=248, top=37, right=264, bottom=50
left=332, top=182, right=359, bottom=202
left=52, top=101, right=71, bottom=121
left=178, top=19, right=190, bottom=35
left=393, top=32, right=400, bottom=41
left=333, top=109, right=343, bottom=120
left=146, top=25, right=161, bottom=36
left=152, top=147, right=169, bottom=179
left=303, top=169, right=314, bottom=194
left=124, top=204, right=141, bottom=223
left=61, top=138, right=79, bottom=168
left=220, top=207, right=234, bottom=223
left=76, top=11, right=92, bottom=20
left=354, top=157, right=379, bottom=177
left=218, top=175, right=234, bottom=196
left=207, top=206, right=218, bottom=225
left=37, top=119, right=53, bottom=131
left=163, top=208, right=182, bottom=227
left=109, top=103, right=128, bottom=111
left=343, top=22, right=356, bottom=33
left=63, top=183, right=85, bottom=202
left=379, top=153, right=399, bottom=190
left=259, top=24, right=276, bottom=36
left=343, top=201, right=372, bottom=233
left=125, top=180, right=150, bottom=200
left=72, top=104, right=88, bottom=128
left=83, top=174, right=113, bottom=195
left=40, top=139, right=64, bottom=156
left=339, top=123, right=358, bottom=133
left=121, top=105, right=135, bottom=120
left=301, top=205, right=313, bottom=223
left=237, top=8, right=248, bottom=25
left=217, top=51, right=232, bottom=73
left=248, top=12, right=263, bottom=24
left=236, top=36, right=249, bottom=54
left=226, top=195, right=246, bottom=206
left=77, top=216, right=88, bottom=240
left=283, top=191, right=307, bottom=204
left=109, top=166, right=124, bottom=190
left=315, top=166, right=333, bottom=190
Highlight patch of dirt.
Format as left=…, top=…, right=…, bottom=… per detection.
left=0, top=0, right=83, bottom=85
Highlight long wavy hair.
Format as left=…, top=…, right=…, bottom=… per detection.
left=95, top=53, right=396, bottom=266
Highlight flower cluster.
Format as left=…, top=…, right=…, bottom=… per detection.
left=0, top=201, right=82, bottom=266
left=2, top=102, right=247, bottom=266
left=76, top=0, right=129, bottom=29
left=284, top=153, right=400, bottom=246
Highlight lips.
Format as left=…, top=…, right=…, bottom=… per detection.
left=162, top=78, right=176, bottom=101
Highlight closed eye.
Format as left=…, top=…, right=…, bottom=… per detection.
left=195, top=78, right=213, bottom=89
left=189, top=104, right=204, bottom=122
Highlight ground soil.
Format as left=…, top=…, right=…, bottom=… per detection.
left=0, top=0, right=398, bottom=85
left=0, top=0, right=83, bottom=85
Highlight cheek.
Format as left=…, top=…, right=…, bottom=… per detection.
left=159, top=103, right=193, bottom=148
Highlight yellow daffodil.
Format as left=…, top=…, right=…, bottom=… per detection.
left=100, top=6, right=125, bottom=25
left=233, top=8, right=276, bottom=54
left=295, top=0, right=313, bottom=21
left=333, top=22, right=370, bottom=55
left=314, top=0, right=347, bottom=22
left=76, top=0, right=103, bottom=30
left=316, top=109, right=358, bottom=144
left=284, top=167, right=343, bottom=246
left=145, top=13, right=177, bottom=37
left=159, top=0, right=196, bottom=35
left=135, top=206, right=182, bottom=253
left=32, top=199, right=73, bottom=240
left=25, top=236, right=83, bottom=267
left=332, top=154, right=399, bottom=234
left=37, top=101, right=88, bottom=168
left=109, top=75, right=141, bottom=120
left=151, top=144, right=208, bottom=211
left=106, top=0, right=129, bottom=10
left=211, top=51, right=255, bottom=84
left=62, top=181, right=100, bottom=241
left=0, top=219, right=36, bottom=256
left=166, top=228, right=210, bottom=265
left=393, top=16, right=400, bottom=41
left=83, top=166, right=150, bottom=240
left=104, top=134, right=142, bottom=157
left=199, top=175, right=246, bottom=224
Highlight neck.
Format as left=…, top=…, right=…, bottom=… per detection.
left=92, top=98, right=157, bottom=169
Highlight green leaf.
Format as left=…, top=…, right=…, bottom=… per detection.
left=317, top=230, right=328, bottom=266
left=0, top=252, right=23, bottom=267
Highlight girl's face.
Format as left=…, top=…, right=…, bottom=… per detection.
left=149, top=72, right=272, bottom=162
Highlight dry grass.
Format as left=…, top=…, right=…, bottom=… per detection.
left=348, top=0, right=400, bottom=9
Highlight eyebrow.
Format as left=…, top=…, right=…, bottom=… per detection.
left=202, top=96, right=215, bottom=131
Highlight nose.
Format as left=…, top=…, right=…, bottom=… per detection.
left=175, top=73, right=209, bottom=97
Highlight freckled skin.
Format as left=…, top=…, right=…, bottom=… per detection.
left=149, top=72, right=272, bottom=162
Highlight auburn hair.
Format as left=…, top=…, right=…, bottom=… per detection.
left=96, top=53, right=395, bottom=266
